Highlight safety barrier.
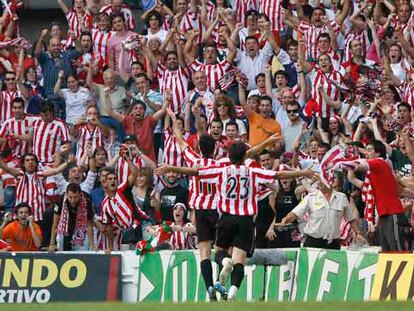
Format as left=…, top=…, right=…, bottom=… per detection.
left=1, top=248, right=413, bottom=303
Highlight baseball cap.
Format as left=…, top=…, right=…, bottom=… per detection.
left=123, top=135, right=136, bottom=143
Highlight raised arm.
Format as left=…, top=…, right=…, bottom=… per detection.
left=126, top=154, right=138, bottom=187
left=340, top=101, right=354, bottom=134
left=16, top=49, right=30, bottom=100
left=43, top=154, right=76, bottom=177
left=223, top=27, right=237, bottom=64
left=166, top=108, right=188, bottom=151
left=283, top=7, right=301, bottom=29
left=334, top=0, right=350, bottom=25
left=297, top=63, right=307, bottom=104
left=318, top=84, right=341, bottom=110
left=104, top=89, right=125, bottom=123
left=183, top=30, right=198, bottom=64
left=246, top=134, right=283, bottom=158
left=264, top=64, right=275, bottom=98
left=0, top=157, right=20, bottom=177
left=230, top=22, right=244, bottom=47
left=276, top=165, right=317, bottom=180
left=34, top=29, right=48, bottom=58
left=396, top=25, right=414, bottom=60
left=57, top=0, right=70, bottom=15
left=298, top=37, right=313, bottom=73
left=152, top=92, right=169, bottom=121
left=237, top=77, right=252, bottom=117
left=86, top=63, right=97, bottom=95
left=155, top=164, right=199, bottom=176
left=264, top=22, right=281, bottom=56
left=401, top=127, right=414, bottom=164
left=54, top=70, right=65, bottom=97
left=140, top=36, right=158, bottom=70
left=202, top=14, right=219, bottom=43
left=119, top=46, right=129, bottom=83
left=28, top=216, right=42, bottom=249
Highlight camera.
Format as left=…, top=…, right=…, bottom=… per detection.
left=86, top=117, right=92, bottom=122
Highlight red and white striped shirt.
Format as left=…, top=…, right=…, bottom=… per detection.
left=343, top=30, right=369, bottom=62
left=0, top=115, right=37, bottom=159
left=163, top=129, right=190, bottom=167
left=117, top=156, right=145, bottom=185
left=259, top=0, right=283, bottom=30
left=182, top=146, right=225, bottom=210
left=76, top=51, right=105, bottom=81
left=190, top=60, right=230, bottom=91
left=198, top=164, right=277, bottom=216
left=101, top=182, right=147, bottom=229
left=156, top=63, right=189, bottom=113
left=402, top=81, right=414, bottom=107
left=0, top=90, right=22, bottom=124
left=230, top=0, right=259, bottom=24
left=65, top=9, right=93, bottom=39
left=170, top=223, right=197, bottom=250
left=308, top=68, right=343, bottom=118
left=75, top=124, right=104, bottom=163
left=180, top=10, right=205, bottom=45
left=298, top=20, right=341, bottom=60
left=100, top=4, right=136, bottom=31
left=92, top=28, right=113, bottom=64
left=15, top=170, right=47, bottom=222
left=32, top=118, right=70, bottom=165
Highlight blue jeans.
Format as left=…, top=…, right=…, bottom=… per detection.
left=100, top=116, right=126, bottom=142
left=4, top=187, right=16, bottom=213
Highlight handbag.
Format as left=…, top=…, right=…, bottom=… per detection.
left=122, top=224, right=143, bottom=244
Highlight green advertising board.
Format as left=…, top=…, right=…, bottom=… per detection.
left=293, top=248, right=378, bottom=301
left=136, top=250, right=266, bottom=302
left=136, top=248, right=379, bottom=302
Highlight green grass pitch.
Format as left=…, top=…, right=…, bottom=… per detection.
left=0, top=302, right=413, bottom=311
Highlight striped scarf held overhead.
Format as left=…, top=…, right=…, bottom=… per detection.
left=57, top=193, right=89, bottom=246
left=217, top=66, right=248, bottom=91
left=320, top=145, right=376, bottom=227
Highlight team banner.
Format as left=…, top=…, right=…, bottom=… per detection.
left=371, top=253, right=414, bottom=301
left=0, top=253, right=122, bottom=303
left=293, top=248, right=378, bottom=301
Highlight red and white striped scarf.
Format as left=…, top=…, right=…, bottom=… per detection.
left=218, top=66, right=248, bottom=91
left=57, top=193, right=89, bottom=245
left=320, top=145, right=376, bottom=226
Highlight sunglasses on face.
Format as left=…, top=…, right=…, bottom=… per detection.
left=286, top=109, right=299, bottom=114
left=5, top=77, right=15, bottom=81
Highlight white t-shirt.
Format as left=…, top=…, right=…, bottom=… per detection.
left=146, top=29, right=168, bottom=43
left=61, top=87, right=92, bottom=124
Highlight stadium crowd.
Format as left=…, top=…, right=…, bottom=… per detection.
left=0, top=0, right=413, bottom=273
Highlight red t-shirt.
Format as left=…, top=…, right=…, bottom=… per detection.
left=122, top=115, right=156, bottom=161
left=341, top=60, right=360, bottom=85
left=368, top=158, right=405, bottom=216
left=254, top=30, right=280, bottom=48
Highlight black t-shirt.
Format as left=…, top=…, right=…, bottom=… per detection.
left=160, top=185, right=189, bottom=222
left=274, top=187, right=299, bottom=222
left=255, top=197, right=274, bottom=231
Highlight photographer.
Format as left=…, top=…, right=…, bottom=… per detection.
left=0, top=203, right=42, bottom=251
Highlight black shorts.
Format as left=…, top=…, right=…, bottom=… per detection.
left=215, top=213, right=255, bottom=253
left=195, top=209, right=219, bottom=242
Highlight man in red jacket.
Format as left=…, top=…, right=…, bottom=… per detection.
left=356, top=140, right=410, bottom=251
